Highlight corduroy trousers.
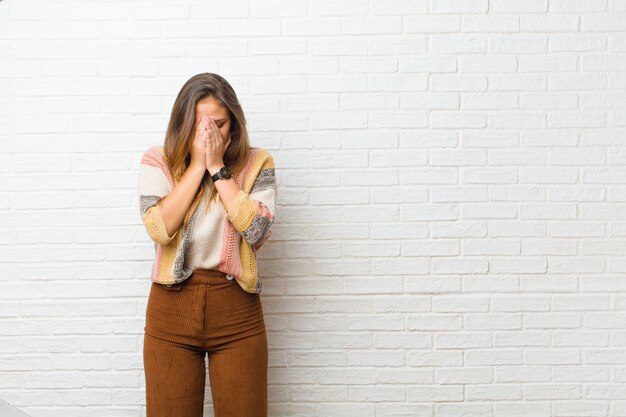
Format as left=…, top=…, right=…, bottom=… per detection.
left=143, top=269, right=268, bottom=417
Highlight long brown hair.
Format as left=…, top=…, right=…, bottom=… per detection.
left=162, top=73, right=253, bottom=231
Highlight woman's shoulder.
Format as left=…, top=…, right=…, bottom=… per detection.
left=248, top=147, right=274, bottom=165
left=140, top=145, right=174, bottom=184
left=141, top=144, right=165, bottom=161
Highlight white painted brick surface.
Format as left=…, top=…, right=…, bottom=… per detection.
left=1, top=0, right=626, bottom=416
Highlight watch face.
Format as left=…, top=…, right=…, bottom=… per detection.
left=220, top=166, right=233, bottom=179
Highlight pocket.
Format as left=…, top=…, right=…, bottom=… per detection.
left=146, top=283, right=182, bottom=315
left=145, top=282, right=197, bottom=338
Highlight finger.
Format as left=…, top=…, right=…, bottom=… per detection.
left=209, top=120, right=219, bottom=143
left=207, top=121, right=214, bottom=141
left=212, top=120, right=223, bottom=143
left=208, top=118, right=218, bottom=134
left=204, top=118, right=210, bottom=131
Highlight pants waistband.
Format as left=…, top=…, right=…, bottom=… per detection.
left=182, top=269, right=234, bottom=285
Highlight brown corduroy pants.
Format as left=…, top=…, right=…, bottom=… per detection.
left=143, top=269, right=268, bottom=417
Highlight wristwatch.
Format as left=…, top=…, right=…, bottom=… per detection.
left=211, top=166, right=233, bottom=182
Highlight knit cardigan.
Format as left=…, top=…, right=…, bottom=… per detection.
left=137, top=145, right=277, bottom=293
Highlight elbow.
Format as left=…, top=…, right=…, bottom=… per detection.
left=241, top=213, right=274, bottom=248
left=143, top=218, right=178, bottom=246
left=148, top=228, right=177, bottom=246
left=141, top=204, right=178, bottom=245
left=253, top=228, right=273, bottom=252
left=225, top=188, right=276, bottom=248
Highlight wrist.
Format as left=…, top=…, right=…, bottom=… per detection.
left=207, top=163, right=224, bottom=176
left=189, top=161, right=207, bottom=175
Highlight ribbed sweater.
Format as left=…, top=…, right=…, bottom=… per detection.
left=137, top=145, right=277, bottom=293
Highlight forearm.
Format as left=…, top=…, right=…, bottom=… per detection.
left=158, top=163, right=206, bottom=238
left=210, top=156, right=276, bottom=249
left=208, top=164, right=240, bottom=213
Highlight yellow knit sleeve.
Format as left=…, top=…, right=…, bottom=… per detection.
left=140, top=198, right=178, bottom=245
left=226, top=152, right=277, bottom=249
left=138, top=147, right=178, bottom=245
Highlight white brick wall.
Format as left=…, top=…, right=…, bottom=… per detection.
left=1, top=0, right=626, bottom=416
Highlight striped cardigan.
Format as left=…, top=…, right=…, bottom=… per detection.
left=137, top=145, right=277, bottom=293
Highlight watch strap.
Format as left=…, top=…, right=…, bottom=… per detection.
left=211, top=166, right=231, bottom=182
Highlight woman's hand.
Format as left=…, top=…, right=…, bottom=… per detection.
left=190, top=116, right=209, bottom=170
left=205, top=117, right=232, bottom=174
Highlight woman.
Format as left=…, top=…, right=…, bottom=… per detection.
left=137, top=73, right=276, bottom=417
